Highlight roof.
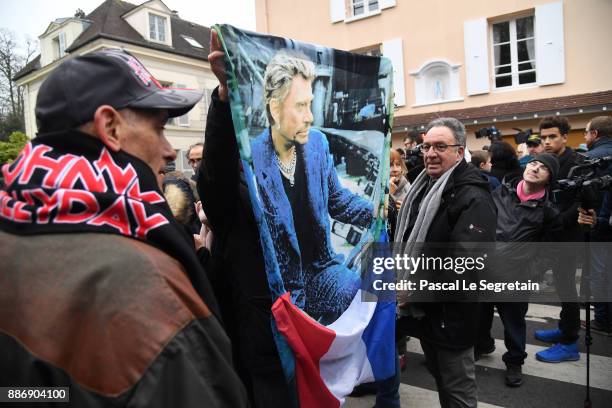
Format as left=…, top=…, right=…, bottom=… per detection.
left=14, top=55, right=42, bottom=81
left=13, top=0, right=211, bottom=81
left=393, top=90, right=612, bottom=130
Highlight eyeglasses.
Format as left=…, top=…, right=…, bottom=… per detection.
left=188, top=158, right=202, bottom=166
left=420, top=143, right=463, bottom=153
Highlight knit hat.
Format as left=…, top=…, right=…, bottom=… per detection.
left=529, top=153, right=559, bottom=182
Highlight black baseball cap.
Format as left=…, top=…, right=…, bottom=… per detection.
left=35, top=48, right=203, bottom=134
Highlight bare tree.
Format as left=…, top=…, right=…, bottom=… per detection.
left=0, top=28, right=37, bottom=138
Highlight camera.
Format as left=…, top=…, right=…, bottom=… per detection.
left=513, top=128, right=533, bottom=145
left=553, top=156, right=612, bottom=209
left=405, top=144, right=423, bottom=158
left=474, top=126, right=502, bottom=142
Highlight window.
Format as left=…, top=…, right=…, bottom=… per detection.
left=351, top=44, right=381, bottom=57
left=160, top=81, right=179, bottom=126
left=331, top=0, right=394, bottom=23
left=182, top=35, right=203, bottom=49
left=173, top=150, right=193, bottom=174
left=149, top=14, right=167, bottom=42
left=52, top=32, right=66, bottom=60
left=352, top=0, right=379, bottom=17
left=492, top=15, right=535, bottom=89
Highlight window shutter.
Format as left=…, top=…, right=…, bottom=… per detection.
left=149, top=15, right=156, bottom=39
left=535, top=1, right=565, bottom=86
left=380, top=0, right=396, bottom=10
left=382, top=38, right=405, bottom=107
left=463, top=18, right=489, bottom=95
left=330, top=0, right=345, bottom=23
left=58, top=32, right=66, bottom=57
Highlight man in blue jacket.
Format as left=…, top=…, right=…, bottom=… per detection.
left=251, top=51, right=373, bottom=322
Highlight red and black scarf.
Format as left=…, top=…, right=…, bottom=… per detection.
left=0, top=130, right=219, bottom=317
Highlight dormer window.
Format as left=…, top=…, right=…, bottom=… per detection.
left=149, top=13, right=167, bottom=42
left=53, top=32, right=66, bottom=60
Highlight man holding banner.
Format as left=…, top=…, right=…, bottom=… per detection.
left=201, top=27, right=399, bottom=407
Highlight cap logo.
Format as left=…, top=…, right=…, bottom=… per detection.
left=105, top=50, right=154, bottom=87
left=126, top=57, right=152, bottom=87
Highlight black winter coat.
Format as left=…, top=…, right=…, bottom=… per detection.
left=398, top=160, right=497, bottom=350
left=197, top=89, right=291, bottom=407
left=493, top=180, right=561, bottom=243
left=491, top=180, right=563, bottom=285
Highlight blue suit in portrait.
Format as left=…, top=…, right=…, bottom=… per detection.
left=252, top=128, right=373, bottom=320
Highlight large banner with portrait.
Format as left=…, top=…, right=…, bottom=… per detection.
left=216, top=24, right=396, bottom=406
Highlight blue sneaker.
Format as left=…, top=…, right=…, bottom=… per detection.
left=535, top=343, right=580, bottom=363
left=534, top=328, right=562, bottom=343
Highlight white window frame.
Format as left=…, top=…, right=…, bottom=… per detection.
left=335, top=0, right=394, bottom=24
left=352, top=0, right=380, bottom=17
left=149, top=13, right=167, bottom=43
left=351, top=43, right=382, bottom=57
left=490, top=14, right=536, bottom=91
left=175, top=150, right=193, bottom=174
left=53, top=32, right=66, bottom=60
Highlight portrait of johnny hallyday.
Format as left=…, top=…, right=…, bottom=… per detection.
left=219, top=24, right=393, bottom=324
left=252, top=51, right=374, bottom=322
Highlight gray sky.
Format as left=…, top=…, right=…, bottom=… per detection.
left=0, top=0, right=256, bottom=50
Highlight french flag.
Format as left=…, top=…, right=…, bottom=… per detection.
left=272, top=286, right=396, bottom=407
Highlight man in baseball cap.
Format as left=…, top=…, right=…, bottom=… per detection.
left=35, top=48, right=203, bottom=188
left=0, top=49, right=248, bottom=406
left=519, top=134, right=545, bottom=168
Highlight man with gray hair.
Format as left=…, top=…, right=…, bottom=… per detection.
left=395, top=117, right=497, bottom=407
left=186, top=142, right=204, bottom=172
left=251, top=51, right=374, bottom=322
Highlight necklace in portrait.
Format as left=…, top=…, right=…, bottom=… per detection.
left=276, top=146, right=297, bottom=186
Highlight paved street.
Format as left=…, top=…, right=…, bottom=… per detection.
left=347, top=303, right=612, bottom=408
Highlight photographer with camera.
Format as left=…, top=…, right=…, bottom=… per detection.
left=404, top=129, right=425, bottom=183
left=534, top=116, right=585, bottom=362
left=579, top=116, right=612, bottom=336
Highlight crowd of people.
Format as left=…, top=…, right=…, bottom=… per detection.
left=1, top=29, right=611, bottom=408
